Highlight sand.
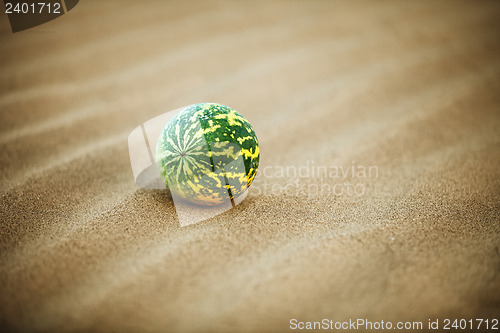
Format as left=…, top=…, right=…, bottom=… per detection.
left=1, top=1, right=500, bottom=332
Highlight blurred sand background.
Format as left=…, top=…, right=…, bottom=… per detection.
left=1, top=1, right=500, bottom=332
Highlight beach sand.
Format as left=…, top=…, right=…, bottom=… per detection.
left=1, top=1, right=500, bottom=332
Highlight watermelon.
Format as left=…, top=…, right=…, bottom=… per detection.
left=156, top=103, right=259, bottom=206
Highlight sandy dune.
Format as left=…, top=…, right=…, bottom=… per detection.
left=1, top=1, right=500, bottom=332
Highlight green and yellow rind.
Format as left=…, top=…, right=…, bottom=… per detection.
left=156, top=103, right=259, bottom=206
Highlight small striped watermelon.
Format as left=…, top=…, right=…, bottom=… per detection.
left=156, top=103, right=259, bottom=206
